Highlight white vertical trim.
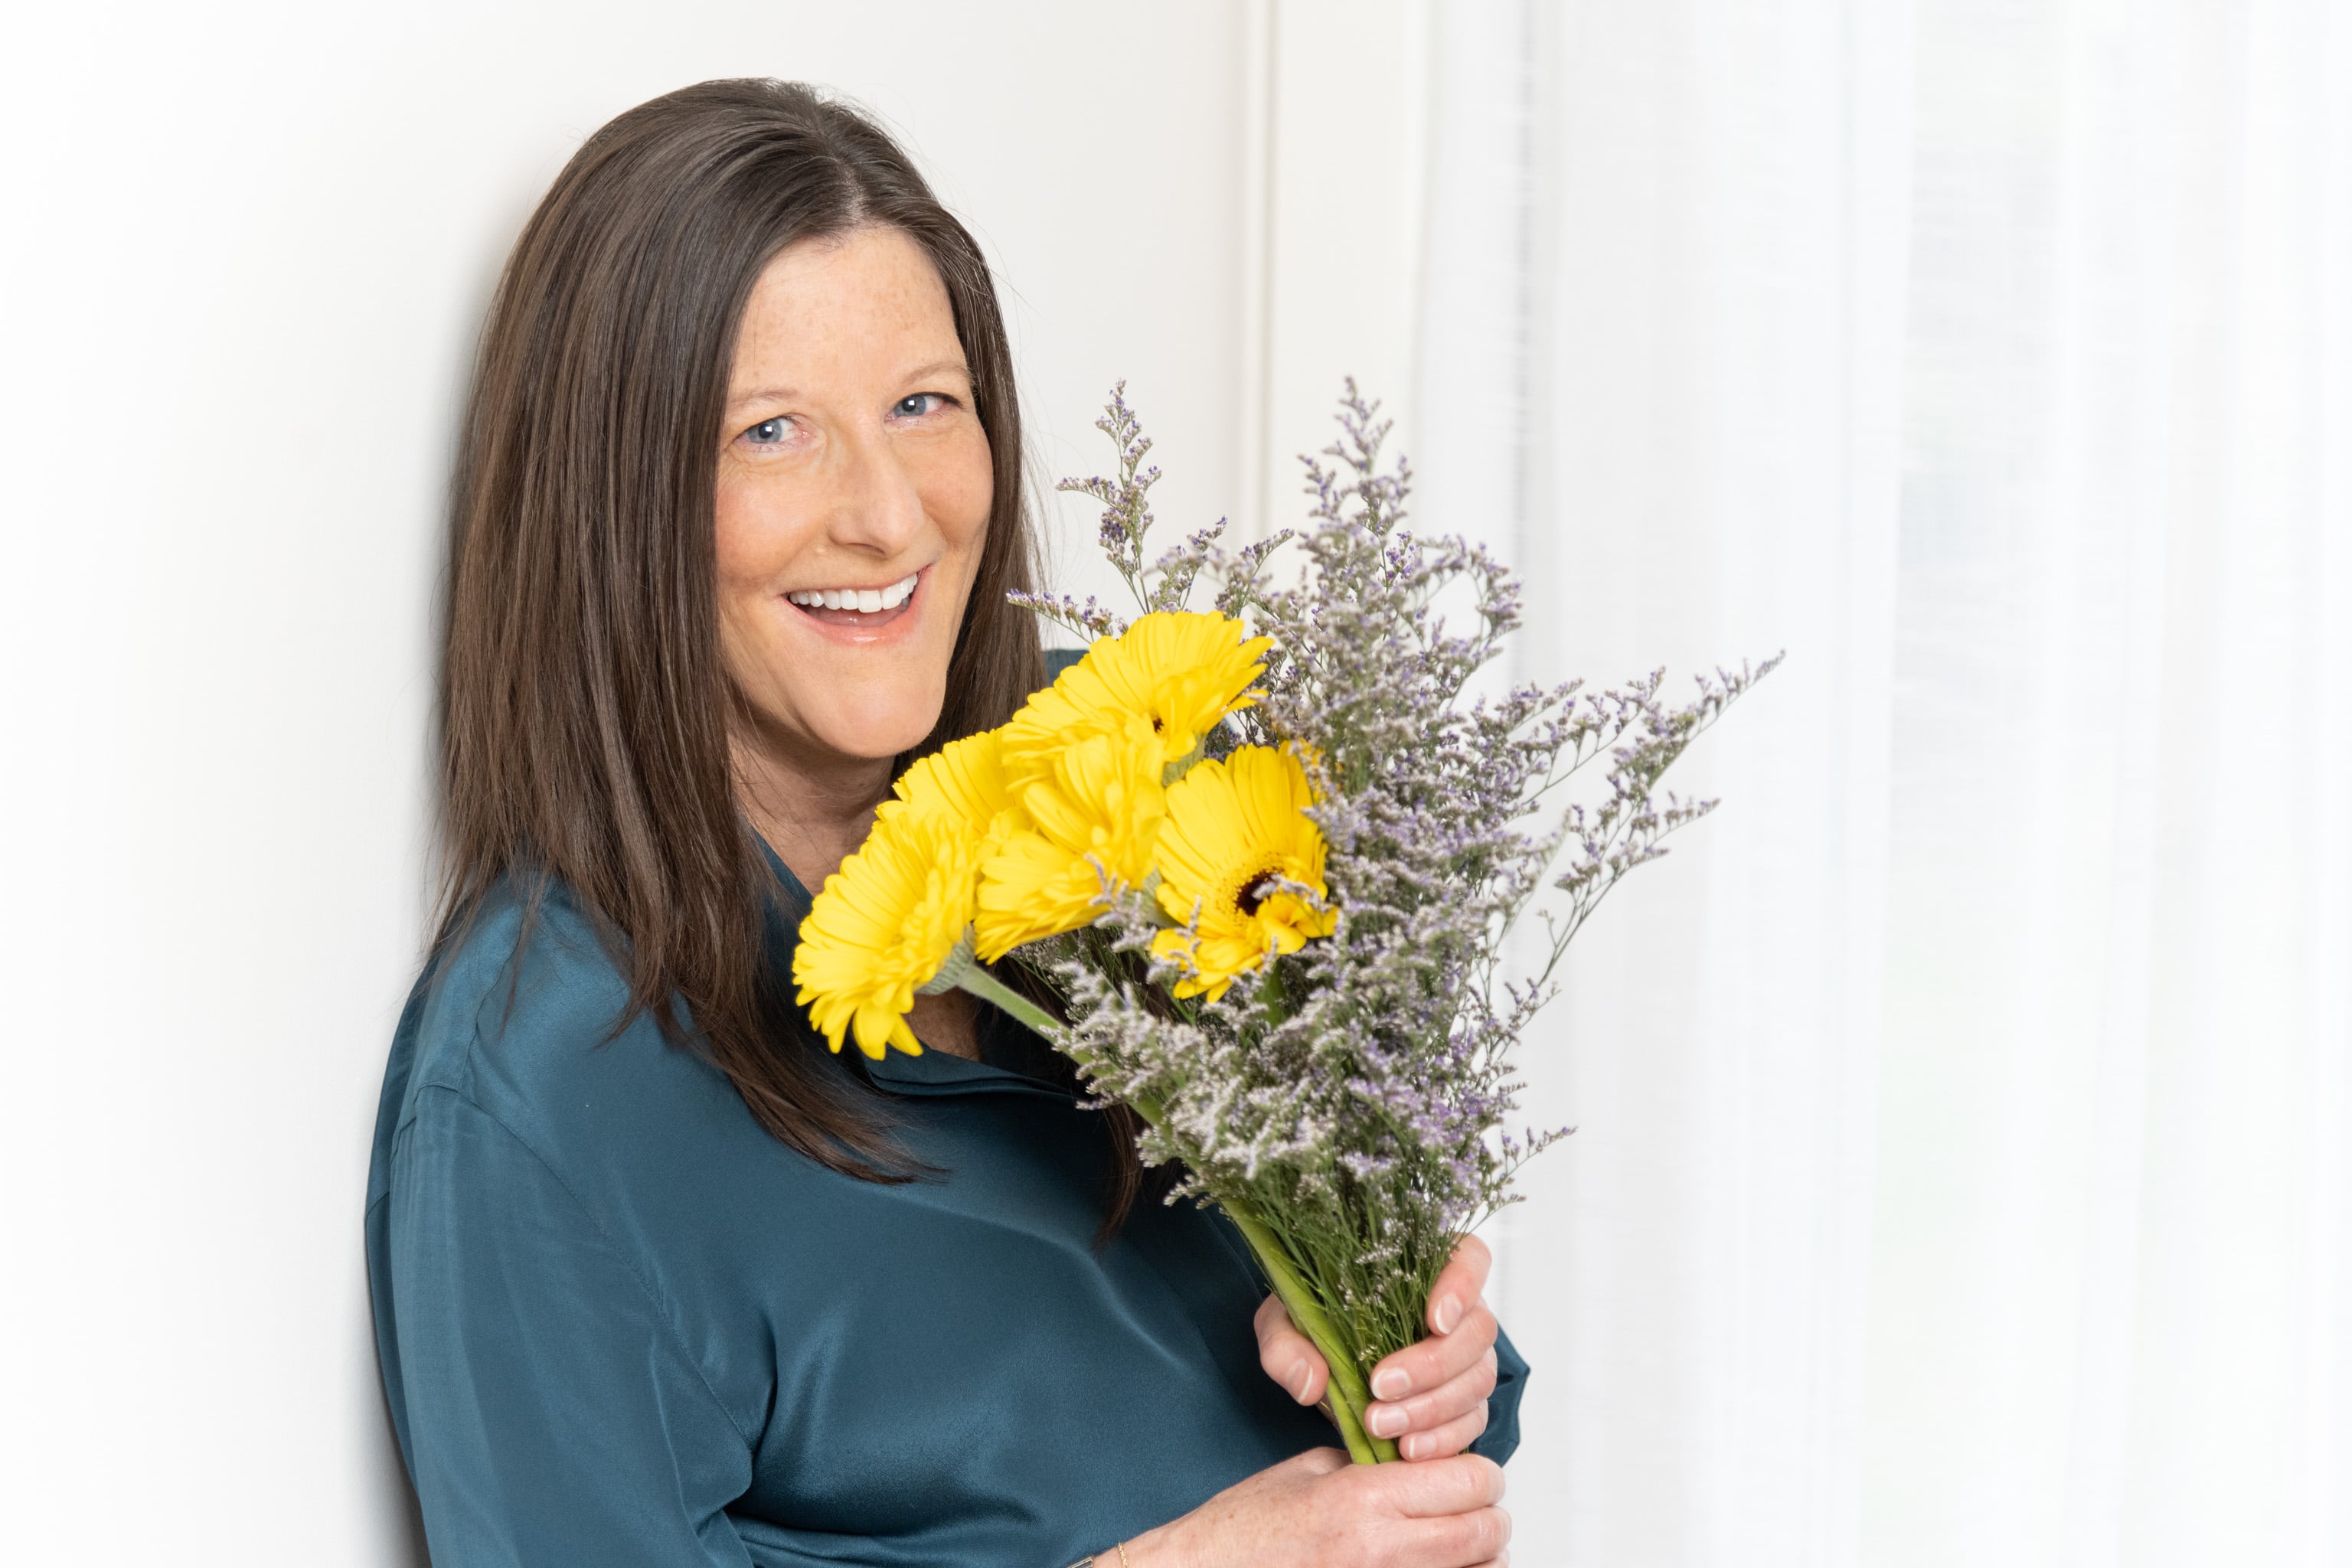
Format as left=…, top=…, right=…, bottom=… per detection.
left=1245, top=0, right=1421, bottom=545
left=1237, top=0, right=1279, bottom=544
left=1393, top=0, right=1436, bottom=452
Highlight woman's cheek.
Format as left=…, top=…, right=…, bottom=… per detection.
left=938, top=446, right=995, bottom=606
left=926, top=426, right=994, bottom=544
left=713, top=469, right=804, bottom=586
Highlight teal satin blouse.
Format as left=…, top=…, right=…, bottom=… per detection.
left=365, top=859, right=1526, bottom=1566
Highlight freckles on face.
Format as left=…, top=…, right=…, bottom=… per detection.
left=714, top=224, right=994, bottom=766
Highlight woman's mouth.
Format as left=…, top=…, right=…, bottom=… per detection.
left=786, top=570, right=920, bottom=628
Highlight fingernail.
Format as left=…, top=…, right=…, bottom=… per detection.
left=1291, top=1363, right=1315, bottom=1403
left=1435, top=1295, right=1463, bottom=1334
left=1367, top=1403, right=1406, bottom=1438
left=1371, top=1367, right=1412, bottom=1400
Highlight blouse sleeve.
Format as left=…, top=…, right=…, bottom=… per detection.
left=383, top=1085, right=756, bottom=1566
left=1475, top=1324, right=1530, bottom=1465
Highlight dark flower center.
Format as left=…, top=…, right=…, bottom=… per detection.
left=1234, top=863, right=1285, bottom=916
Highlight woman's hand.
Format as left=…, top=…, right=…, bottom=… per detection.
left=1118, top=1446, right=1508, bottom=1568
left=1254, top=1234, right=1501, bottom=1462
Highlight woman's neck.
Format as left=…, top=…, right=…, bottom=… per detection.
left=730, top=732, right=893, bottom=897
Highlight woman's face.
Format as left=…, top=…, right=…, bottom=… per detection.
left=714, top=225, right=993, bottom=770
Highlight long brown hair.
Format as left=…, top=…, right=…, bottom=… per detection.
left=436, top=80, right=1135, bottom=1196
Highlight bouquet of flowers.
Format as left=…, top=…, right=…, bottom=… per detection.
left=795, top=384, right=1775, bottom=1462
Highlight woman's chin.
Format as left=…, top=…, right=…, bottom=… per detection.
left=798, top=701, right=940, bottom=766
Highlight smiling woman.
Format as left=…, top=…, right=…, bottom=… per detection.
left=371, top=78, right=1523, bottom=1568
left=433, top=83, right=1047, bottom=1151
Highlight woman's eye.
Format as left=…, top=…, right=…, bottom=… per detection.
left=744, top=416, right=790, bottom=446
left=893, top=393, right=947, bottom=419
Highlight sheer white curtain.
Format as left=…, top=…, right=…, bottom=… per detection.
left=1410, top=3, right=2352, bottom=1563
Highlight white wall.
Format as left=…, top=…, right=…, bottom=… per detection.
left=0, top=6, right=1262, bottom=1560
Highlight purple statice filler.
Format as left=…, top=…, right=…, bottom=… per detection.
left=1013, top=382, right=1780, bottom=1382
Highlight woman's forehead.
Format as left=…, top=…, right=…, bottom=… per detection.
left=729, top=228, right=965, bottom=397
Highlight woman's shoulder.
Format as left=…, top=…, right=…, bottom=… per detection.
left=376, top=875, right=740, bottom=1173
left=407, top=877, right=629, bottom=1077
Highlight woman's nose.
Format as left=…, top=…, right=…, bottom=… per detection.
left=823, top=427, right=928, bottom=555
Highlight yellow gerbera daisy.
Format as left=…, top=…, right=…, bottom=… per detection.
left=1001, top=611, right=1274, bottom=782
left=1150, top=745, right=1338, bottom=1000
left=975, top=715, right=1168, bottom=959
left=793, top=808, right=980, bottom=1059
left=884, top=729, right=1025, bottom=857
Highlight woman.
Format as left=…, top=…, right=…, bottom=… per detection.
left=366, top=78, right=1527, bottom=1567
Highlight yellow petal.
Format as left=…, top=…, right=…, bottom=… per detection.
left=792, top=808, right=981, bottom=1056
left=1002, top=611, right=1272, bottom=782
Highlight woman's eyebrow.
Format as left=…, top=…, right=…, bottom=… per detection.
left=724, top=361, right=973, bottom=417
left=727, top=384, right=800, bottom=413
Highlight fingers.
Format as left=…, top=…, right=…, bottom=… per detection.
left=1426, top=1233, right=1492, bottom=1336
left=1393, top=1398, right=1489, bottom=1462
left=1367, top=1343, right=1499, bottom=1451
left=1360, top=1512, right=1510, bottom=1568
left=1254, top=1294, right=1330, bottom=1407
left=1374, top=1459, right=1508, bottom=1568
left=1359, top=1237, right=1499, bottom=1463
left=1354, top=1451, right=1506, bottom=1519
left=1410, top=1507, right=1511, bottom=1568
left=1368, top=1301, right=1498, bottom=1407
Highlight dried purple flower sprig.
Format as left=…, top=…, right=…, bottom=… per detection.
left=1014, top=383, right=1777, bottom=1462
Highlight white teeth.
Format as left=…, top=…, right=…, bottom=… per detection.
left=792, top=572, right=920, bottom=613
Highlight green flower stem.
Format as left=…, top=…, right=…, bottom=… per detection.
left=1220, top=1204, right=1399, bottom=1465
left=951, top=967, right=1064, bottom=1040
left=944, top=970, right=1396, bottom=1460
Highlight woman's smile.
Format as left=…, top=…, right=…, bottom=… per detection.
left=784, top=566, right=924, bottom=632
